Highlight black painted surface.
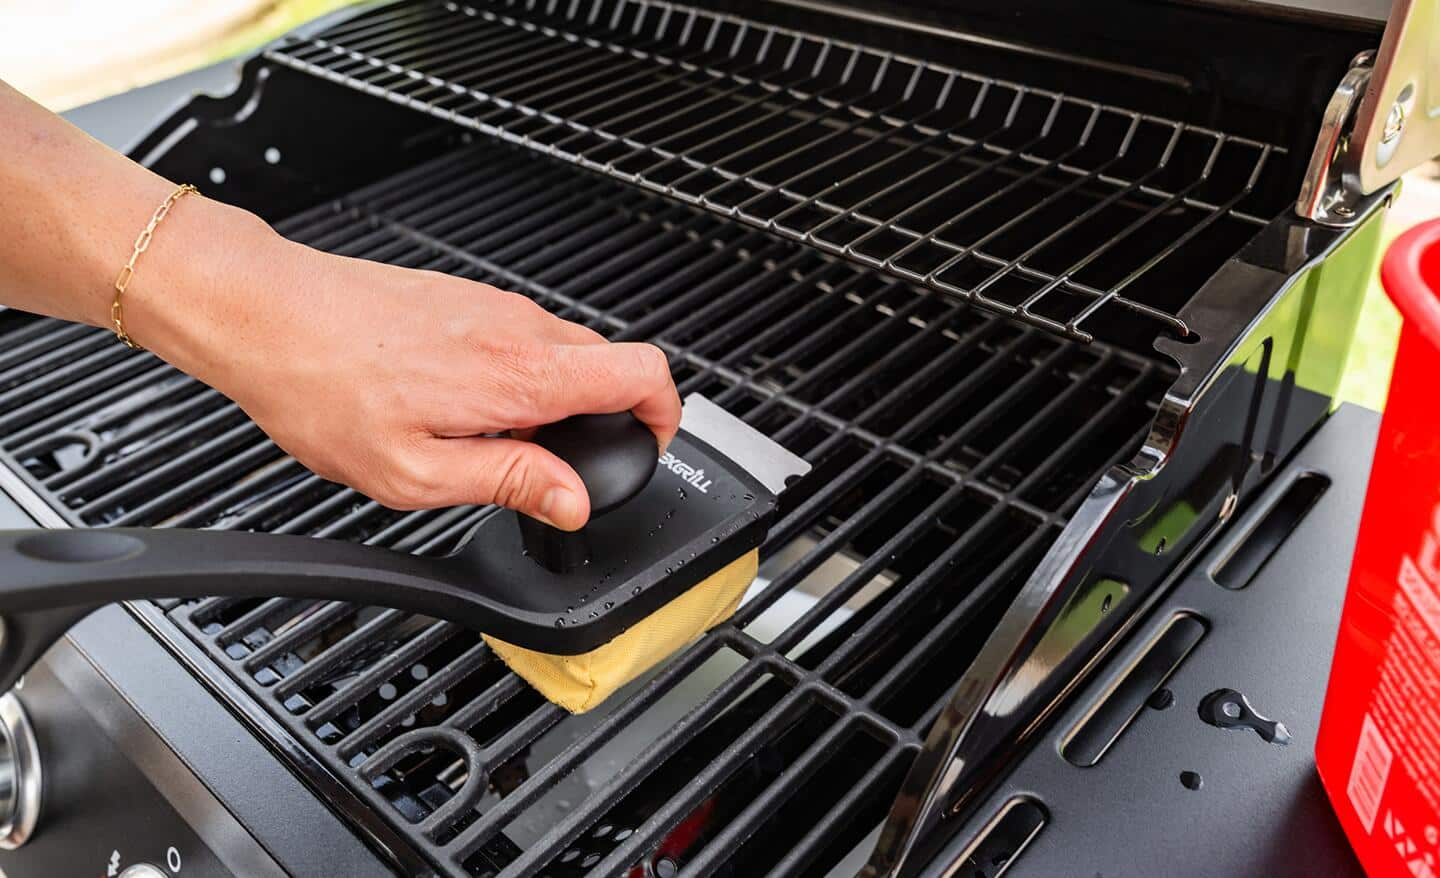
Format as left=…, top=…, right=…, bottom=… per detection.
left=0, top=659, right=236, bottom=878
left=935, top=405, right=1378, bottom=877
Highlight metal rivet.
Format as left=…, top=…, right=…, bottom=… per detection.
left=1382, top=101, right=1406, bottom=144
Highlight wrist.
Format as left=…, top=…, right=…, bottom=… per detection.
left=126, top=195, right=297, bottom=382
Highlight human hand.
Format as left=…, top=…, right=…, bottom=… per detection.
left=138, top=207, right=679, bottom=531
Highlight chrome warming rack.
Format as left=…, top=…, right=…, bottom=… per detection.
left=264, top=0, right=1285, bottom=343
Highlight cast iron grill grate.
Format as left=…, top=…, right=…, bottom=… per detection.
left=264, top=0, right=1288, bottom=344
left=0, top=142, right=1172, bottom=876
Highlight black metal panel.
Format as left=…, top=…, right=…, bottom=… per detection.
left=130, top=60, right=464, bottom=223
left=0, top=139, right=1171, bottom=877
left=931, top=405, right=1378, bottom=877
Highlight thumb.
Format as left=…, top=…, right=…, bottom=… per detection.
left=423, top=436, right=591, bottom=530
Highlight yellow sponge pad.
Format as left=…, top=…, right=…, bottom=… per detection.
left=483, top=550, right=759, bottom=713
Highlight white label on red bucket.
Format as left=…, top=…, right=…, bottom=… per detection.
left=1400, top=555, right=1440, bottom=643
left=1349, top=712, right=1394, bottom=834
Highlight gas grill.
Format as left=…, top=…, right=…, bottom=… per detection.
left=0, top=0, right=1434, bottom=875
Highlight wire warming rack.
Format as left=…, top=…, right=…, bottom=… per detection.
left=266, top=0, right=1288, bottom=343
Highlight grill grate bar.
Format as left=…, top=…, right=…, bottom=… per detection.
left=306, top=619, right=459, bottom=727
left=0, top=318, right=93, bottom=360
left=0, top=347, right=139, bottom=432
left=411, top=509, right=497, bottom=555
left=766, top=744, right=917, bottom=878
left=188, top=596, right=248, bottom=626
left=438, top=671, right=537, bottom=733
left=373, top=505, right=482, bottom=553
left=449, top=634, right=751, bottom=859
left=241, top=600, right=360, bottom=673
left=44, top=388, right=230, bottom=492
left=938, top=349, right=1118, bottom=481
left=583, top=688, right=849, bottom=877
left=673, top=717, right=885, bottom=878
left=336, top=640, right=494, bottom=760
left=816, top=504, right=1053, bottom=684
left=76, top=424, right=266, bottom=522
left=612, top=245, right=822, bottom=344
left=449, top=695, right=565, bottom=786
left=485, top=655, right=796, bottom=875
left=270, top=608, right=420, bottom=702
left=754, top=474, right=968, bottom=650
left=566, top=630, right=938, bottom=878
left=214, top=597, right=306, bottom=649
left=311, top=499, right=389, bottom=540
left=165, top=459, right=309, bottom=530
left=765, top=302, right=997, bottom=441
left=58, top=403, right=245, bottom=500
left=115, top=437, right=284, bottom=527
left=0, top=322, right=100, bottom=376
left=0, top=340, right=125, bottom=409
left=869, top=525, right=1058, bottom=712
left=271, top=487, right=363, bottom=536
left=713, top=309, right=1006, bottom=468
left=0, top=364, right=185, bottom=450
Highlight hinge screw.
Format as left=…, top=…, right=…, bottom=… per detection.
left=1382, top=101, right=1406, bottom=144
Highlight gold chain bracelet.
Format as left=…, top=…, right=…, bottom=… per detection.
left=111, top=183, right=198, bottom=350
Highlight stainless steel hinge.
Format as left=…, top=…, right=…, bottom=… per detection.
left=1298, top=0, right=1439, bottom=226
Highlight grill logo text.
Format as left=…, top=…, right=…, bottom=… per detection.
left=659, top=452, right=711, bottom=494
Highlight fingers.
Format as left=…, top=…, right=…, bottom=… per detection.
left=394, top=436, right=592, bottom=529
left=520, top=341, right=682, bottom=451
left=542, top=315, right=607, bottom=346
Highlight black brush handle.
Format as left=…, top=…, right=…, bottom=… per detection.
left=0, top=528, right=488, bottom=692
left=519, top=412, right=657, bottom=572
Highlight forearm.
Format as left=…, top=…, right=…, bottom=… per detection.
left=0, top=78, right=278, bottom=349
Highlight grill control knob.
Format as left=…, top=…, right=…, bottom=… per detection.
left=119, top=866, right=167, bottom=878
left=0, top=692, right=41, bottom=849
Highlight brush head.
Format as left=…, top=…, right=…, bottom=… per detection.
left=447, top=395, right=810, bottom=653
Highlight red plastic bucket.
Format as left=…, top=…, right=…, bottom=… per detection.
left=1317, top=219, right=1440, bottom=877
